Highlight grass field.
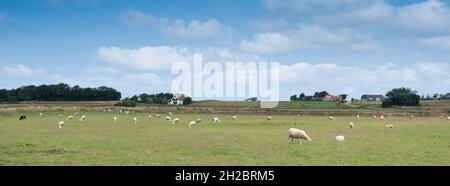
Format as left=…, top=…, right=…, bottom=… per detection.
left=0, top=111, right=449, bottom=165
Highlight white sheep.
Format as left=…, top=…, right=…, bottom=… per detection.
left=232, top=115, right=237, bottom=120
left=439, top=115, right=443, bottom=119
left=335, top=135, right=345, bottom=142
left=168, top=112, right=173, bottom=115
left=188, top=120, right=197, bottom=128
left=59, top=114, right=63, bottom=118
left=58, top=121, right=65, bottom=128
left=212, top=117, right=220, bottom=124
left=385, top=124, right=394, bottom=128
left=196, top=118, right=202, bottom=123
left=66, top=115, right=74, bottom=120
left=356, top=115, right=360, bottom=119
left=328, top=116, right=336, bottom=121
left=447, top=117, right=450, bottom=122
left=154, top=114, right=161, bottom=118
left=148, top=114, right=153, bottom=119
left=288, top=128, right=312, bottom=144
left=80, top=115, right=86, bottom=121
left=133, top=117, right=138, bottom=124
left=296, top=114, right=301, bottom=118
left=165, top=116, right=172, bottom=122
left=39, top=113, right=43, bottom=116
left=125, top=111, right=130, bottom=114
left=349, top=122, right=355, bottom=129
left=409, top=115, right=414, bottom=119
left=379, top=115, right=386, bottom=122
left=172, top=118, right=180, bottom=124
left=113, top=117, right=117, bottom=123
left=372, top=115, right=377, bottom=119
left=267, top=116, right=272, bottom=120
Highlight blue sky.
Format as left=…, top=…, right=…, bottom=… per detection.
left=1, top=0, right=450, bottom=100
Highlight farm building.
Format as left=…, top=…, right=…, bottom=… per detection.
left=168, top=93, right=187, bottom=105
left=320, top=94, right=342, bottom=101
left=361, top=94, right=385, bottom=101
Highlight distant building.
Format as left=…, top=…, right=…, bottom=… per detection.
left=168, top=93, right=187, bottom=105
left=361, top=94, right=384, bottom=101
left=321, top=93, right=342, bottom=102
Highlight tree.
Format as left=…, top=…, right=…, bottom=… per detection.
left=339, top=94, right=348, bottom=101
left=114, top=100, right=136, bottom=107
left=183, top=97, right=193, bottom=105
left=290, top=95, right=298, bottom=101
left=299, top=93, right=305, bottom=100
left=382, top=87, right=420, bottom=108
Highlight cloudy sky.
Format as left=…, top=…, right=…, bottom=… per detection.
left=1, top=0, right=450, bottom=100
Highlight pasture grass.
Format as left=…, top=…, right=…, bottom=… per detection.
left=0, top=111, right=448, bottom=165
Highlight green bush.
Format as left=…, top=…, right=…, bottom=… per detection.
left=382, top=87, right=420, bottom=108
left=183, top=97, right=193, bottom=105
left=114, top=100, right=137, bottom=107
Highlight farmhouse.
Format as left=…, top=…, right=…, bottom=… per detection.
left=361, top=94, right=384, bottom=101
left=320, top=94, right=342, bottom=102
left=168, top=93, right=187, bottom=105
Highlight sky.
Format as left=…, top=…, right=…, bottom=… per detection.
left=1, top=0, right=450, bottom=100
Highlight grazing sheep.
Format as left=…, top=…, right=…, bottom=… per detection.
left=328, top=116, right=336, bottom=121
left=66, top=115, right=74, bottom=120
left=125, top=111, right=130, bottom=114
left=80, top=115, right=86, bottom=121
left=439, top=115, right=444, bottom=119
left=335, top=135, right=345, bottom=142
left=188, top=120, right=197, bottom=128
left=154, top=114, right=161, bottom=118
left=59, top=114, right=63, bottom=118
left=349, top=122, right=355, bottom=129
left=168, top=112, right=173, bottom=115
left=385, top=124, right=394, bottom=128
left=58, top=121, right=65, bottom=128
left=232, top=115, right=237, bottom=120
left=19, top=115, right=27, bottom=120
left=172, top=118, right=180, bottom=124
left=133, top=117, right=138, bottom=124
left=379, top=115, right=386, bottom=122
left=372, top=115, right=377, bottom=119
left=165, top=116, right=172, bottom=122
left=287, top=128, right=312, bottom=144
left=39, top=113, right=43, bottom=116
left=356, top=115, right=360, bottom=119
left=296, top=114, right=301, bottom=118
left=409, top=115, right=414, bottom=119
left=212, top=117, right=220, bottom=124
left=148, top=114, right=152, bottom=119
left=447, top=117, right=450, bottom=122
left=267, top=116, right=272, bottom=120
left=113, top=117, right=117, bottom=123
left=195, top=118, right=202, bottom=123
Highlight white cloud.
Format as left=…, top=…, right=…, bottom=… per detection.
left=97, top=46, right=193, bottom=71
left=97, top=46, right=265, bottom=71
left=278, top=61, right=450, bottom=99
left=264, top=0, right=450, bottom=35
left=118, top=9, right=233, bottom=40
left=0, top=64, right=46, bottom=77
left=240, top=24, right=365, bottom=54
left=419, top=35, right=450, bottom=51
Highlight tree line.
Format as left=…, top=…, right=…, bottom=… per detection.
left=290, top=91, right=348, bottom=101
left=0, top=83, right=121, bottom=103
left=123, top=93, right=192, bottom=105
